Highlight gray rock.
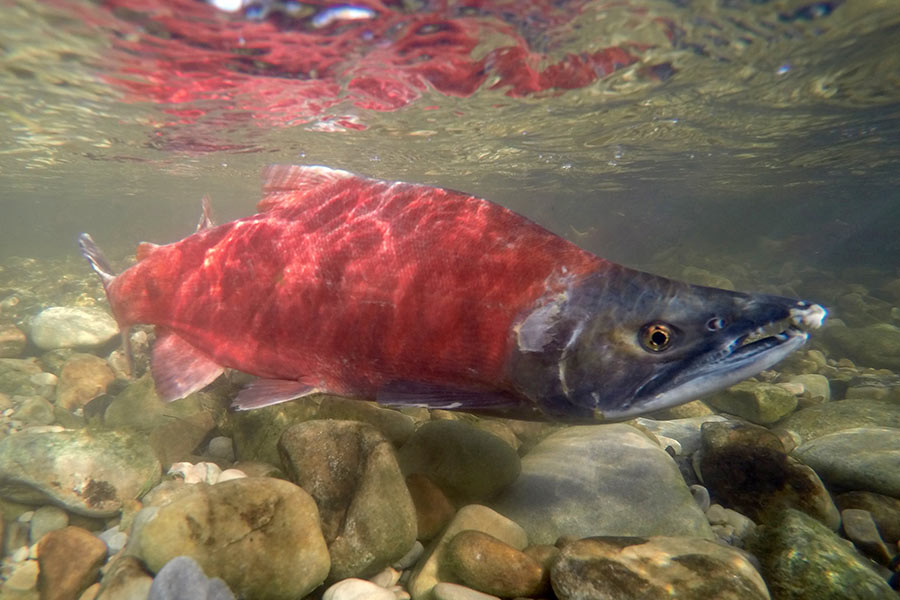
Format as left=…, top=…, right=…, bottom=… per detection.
left=822, top=322, right=900, bottom=370
left=705, top=381, right=798, bottom=425
left=205, top=436, right=234, bottom=463
left=794, top=427, right=900, bottom=498
left=278, top=420, right=417, bottom=581
left=787, top=374, right=831, bottom=404
left=634, top=415, right=727, bottom=456
left=29, top=505, right=69, bottom=544
left=98, top=526, right=129, bottom=556
left=132, top=477, right=330, bottom=600
left=29, top=306, right=119, bottom=351
left=323, top=578, right=395, bottom=600
left=12, top=395, right=55, bottom=425
left=551, top=536, right=770, bottom=600
left=491, top=424, right=713, bottom=544
left=774, top=398, right=900, bottom=445
left=835, top=491, right=900, bottom=542
left=841, top=509, right=893, bottom=565
left=148, top=556, right=235, bottom=600
left=751, top=509, right=895, bottom=599
left=397, top=420, right=520, bottom=505
left=706, top=503, right=756, bottom=547
left=0, top=428, right=161, bottom=517
left=690, top=485, right=711, bottom=512
left=697, top=420, right=840, bottom=529
left=408, top=505, right=527, bottom=600
left=0, top=357, right=49, bottom=397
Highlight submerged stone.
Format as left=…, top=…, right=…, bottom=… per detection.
left=774, top=398, right=900, bottom=444
left=793, top=427, right=900, bottom=498
left=147, top=556, right=235, bottom=600
left=29, top=306, right=119, bottom=351
left=706, top=381, right=798, bottom=425
left=132, top=477, right=330, bottom=600
left=751, top=509, right=895, bottom=599
left=0, top=428, right=161, bottom=517
left=492, top=424, right=713, bottom=544
left=278, top=420, right=417, bottom=581
left=37, top=526, right=109, bottom=600
left=551, top=536, right=770, bottom=600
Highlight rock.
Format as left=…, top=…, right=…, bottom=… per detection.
left=12, top=395, right=55, bottom=425
left=104, top=375, right=219, bottom=470
left=706, top=503, right=756, bottom=547
left=690, top=484, right=711, bottom=512
left=397, top=420, right=521, bottom=505
left=392, top=540, right=425, bottom=570
left=168, top=462, right=222, bottom=485
left=0, top=357, right=49, bottom=397
left=634, top=415, right=727, bottom=456
left=841, top=508, right=893, bottom=565
left=697, top=420, right=840, bottom=529
left=229, top=395, right=415, bottom=466
left=29, top=505, right=69, bottom=544
left=705, top=381, right=798, bottom=425
left=432, top=582, right=501, bottom=600
left=445, top=530, right=547, bottom=598
left=492, top=424, right=712, bottom=544
left=147, top=556, right=235, bottom=600
left=406, top=473, right=456, bottom=541
left=408, top=505, right=527, bottom=600
left=37, top=526, right=109, bottom=600
left=787, top=374, right=831, bottom=404
left=751, top=508, right=895, bottom=599
left=0, top=323, right=27, bottom=358
left=30, top=307, right=119, bottom=351
left=132, top=477, right=329, bottom=600
left=551, top=536, right=769, bottom=600
left=97, top=527, right=128, bottom=556
left=835, top=491, right=900, bottom=542
left=94, top=556, right=153, bottom=600
left=0, top=429, right=161, bottom=517
left=56, top=354, right=115, bottom=411
left=649, top=399, right=716, bottom=419
left=793, top=427, right=900, bottom=498
left=205, top=437, right=234, bottom=463
left=367, top=567, right=400, bottom=588
left=822, top=322, right=900, bottom=370
left=278, top=420, right=417, bottom=580
left=4, top=560, right=40, bottom=594
left=774, top=398, right=900, bottom=444
left=322, top=578, right=395, bottom=600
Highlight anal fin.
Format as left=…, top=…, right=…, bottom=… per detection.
left=152, top=328, right=225, bottom=402
left=231, top=379, right=319, bottom=411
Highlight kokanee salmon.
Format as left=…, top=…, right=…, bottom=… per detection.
left=79, top=165, right=825, bottom=421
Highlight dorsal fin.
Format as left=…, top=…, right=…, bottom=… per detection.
left=196, top=194, right=215, bottom=231
left=258, top=164, right=358, bottom=213
left=136, top=242, right=161, bottom=262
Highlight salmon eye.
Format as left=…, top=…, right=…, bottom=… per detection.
left=640, top=322, right=673, bottom=352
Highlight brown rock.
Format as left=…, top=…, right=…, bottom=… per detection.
left=94, top=556, right=152, bottom=600
left=407, top=473, right=456, bottom=541
left=835, top=491, right=900, bottom=542
left=0, top=323, right=27, bottom=358
left=56, top=354, right=114, bottom=411
left=37, top=526, right=108, bottom=600
left=446, top=530, right=547, bottom=598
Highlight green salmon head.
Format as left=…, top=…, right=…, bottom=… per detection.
left=511, top=266, right=826, bottom=422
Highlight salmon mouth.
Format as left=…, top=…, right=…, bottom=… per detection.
left=624, top=301, right=827, bottom=419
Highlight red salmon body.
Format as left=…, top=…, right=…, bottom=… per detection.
left=106, top=166, right=605, bottom=404
left=81, top=165, right=824, bottom=421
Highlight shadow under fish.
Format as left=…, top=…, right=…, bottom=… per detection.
left=79, top=165, right=826, bottom=422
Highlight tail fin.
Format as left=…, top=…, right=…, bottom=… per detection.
left=78, top=233, right=133, bottom=374
left=78, top=233, right=116, bottom=290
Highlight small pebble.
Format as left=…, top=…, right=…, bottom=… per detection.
left=29, top=505, right=69, bottom=544
left=392, top=541, right=424, bottom=571
left=206, top=436, right=235, bottom=462
left=98, top=527, right=129, bottom=555
left=4, top=559, right=39, bottom=592
left=842, top=508, right=893, bottom=565
left=432, top=582, right=501, bottom=600
left=690, top=485, right=711, bottom=512
left=368, top=566, right=401, bottom=588
left=323, top=578, right=396, bottom=600
left=216, top=469, right=247, bottom=483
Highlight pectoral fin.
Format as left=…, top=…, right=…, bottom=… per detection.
left=152, top=328, right=224, bottom=402
left=377, top=381, right=541, bottom=418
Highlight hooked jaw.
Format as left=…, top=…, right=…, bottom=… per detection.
left=618, top=299, right=827, bottom=420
